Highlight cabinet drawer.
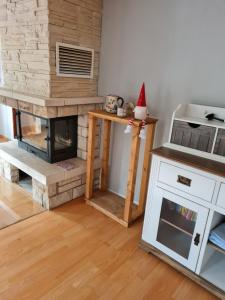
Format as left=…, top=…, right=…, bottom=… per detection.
left=217, top=183, right=225, bottom=209
left=158, top=162, right=215, bottom=202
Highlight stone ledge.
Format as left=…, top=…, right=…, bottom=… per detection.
left=0, top=141, right=101, bottom=185
left=0, top=95, right=104, bottom=118
left=0, top=88, right=105, bottom=107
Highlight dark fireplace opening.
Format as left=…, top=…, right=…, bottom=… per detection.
left=16, top=110, right=78, bottom=163
left=18, top=170, right=32, bottom=194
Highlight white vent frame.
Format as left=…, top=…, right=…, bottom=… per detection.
left=56, top=42, right=94, bottom=79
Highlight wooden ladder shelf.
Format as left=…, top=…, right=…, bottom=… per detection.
left=85, top=110, right=157, bottom=227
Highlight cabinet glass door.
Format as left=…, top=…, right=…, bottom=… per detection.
left=157, top=197, right=197, bottom=259
left=142, top=187, right=209, bottom=271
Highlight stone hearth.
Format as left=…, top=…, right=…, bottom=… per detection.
left=0, top=141, right=101, bottom=209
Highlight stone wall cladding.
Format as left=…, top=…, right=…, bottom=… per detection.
left=0, top=160, right=19, bottom=183
left=77, top=109, right=102, bottom=161
left=48, top=0, right=102, bottom=98
left=32, top=169, right=100, bottom=209
left=0, top=0, right=102, bottom=99
left=0, top=0, right=51, bottom=97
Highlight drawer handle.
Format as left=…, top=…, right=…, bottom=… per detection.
left=177, top=175, right=192, bottom=187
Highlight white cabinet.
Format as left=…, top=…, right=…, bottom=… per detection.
left=141, top=148, right=225, bottom=297
left=142, top=187, right=208, bottom=271
left=217, top=183, right=225, bottom=209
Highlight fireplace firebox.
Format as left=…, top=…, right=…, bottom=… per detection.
left=16, top=110, right=78, bottom=163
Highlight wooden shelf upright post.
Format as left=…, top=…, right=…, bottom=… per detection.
left=124, top=125, right=141, bottom=222
left=100, top=120, right=111, bottom=192
left=85, top=110, right=157, bottom=227
left=86, top=114, right=97, bottom=200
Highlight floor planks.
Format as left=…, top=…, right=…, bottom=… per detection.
left=0, top=198, right=218, bottom=300
left=0, top=135, right=8, bottom=143
left=0, top=176, right=45, bottom=229
left=0, top=136, right=45, bottom=229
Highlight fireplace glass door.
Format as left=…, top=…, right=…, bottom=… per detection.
left=54, top=118, right=75, bottom=151
left=20, top=112, right=48, bottom=152
left=16, top=110, right=78, bottom=163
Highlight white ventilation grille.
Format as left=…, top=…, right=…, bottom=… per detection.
left=56, top=42, right=94, bottom=78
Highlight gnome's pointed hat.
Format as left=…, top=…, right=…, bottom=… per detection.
left=136, top=83, right=146, bottom=107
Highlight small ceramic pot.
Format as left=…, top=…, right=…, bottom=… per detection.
left=117, top=107, right=127, bottom=117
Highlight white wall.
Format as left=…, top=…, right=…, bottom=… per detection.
left=0, top=104, right=14, bottom=140
left=98, top=0, right=225, bottom=201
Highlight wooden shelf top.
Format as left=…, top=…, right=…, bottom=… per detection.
left=153, top=146, right=225, bottom=178
left=88, top=110, right=158, bottom=126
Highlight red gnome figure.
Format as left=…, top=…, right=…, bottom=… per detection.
left=134, top=83, right=147, bottom=120
left=135, top=83, right=148, bottom=140
left=124, top=83, right=148, bottom=139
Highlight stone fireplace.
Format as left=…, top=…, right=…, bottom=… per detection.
left=0, top=0, right=104, bottom=209
left=0, top=102, right=103, bottom=209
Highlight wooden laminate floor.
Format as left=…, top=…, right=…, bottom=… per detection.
left=0, top=197, right=218, bottom=300
left=0, top=176, right=45, bottom=229
left=0, top=135, right=8, bottom=143
left=0, top=136, right=45, bottom=229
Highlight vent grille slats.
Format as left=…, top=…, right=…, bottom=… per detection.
left=56, top=43, right=94, bottom=78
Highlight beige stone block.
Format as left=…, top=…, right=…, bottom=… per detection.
left=80, top=151, right=87, bottom=160
left=32, top=179, right=45, bottom=192
left=78, top=136, right=87, bottom=151
left=76, top=149, right=83, bottom=160
left=73, top=184, right=85, bottom=199
left=18, top=100, right=33, bottom=113
left=58, top=176, right=81, bottom=187
left=57, top=179, right=81, bottom=193
left=77, top=149, right=88, bottom=160
left=48, top=183, right=57, bottom=197
left=49, top=190, right=73, bottom=209
left=6, top=97, right=18, bottom=108
left=78, top=115, right=88, bottom=127
left=42, top=193, right=50, bottom=209
left=33, top=105, right=58, bottom=118
left=0, top=96, right=6, bottom=105
left=33, top=185, right=44, bottom=207
left=32, top=179, right=56, bottom=203
left=78, top=104, right=95, bottom=115
left=77, top=126, right=82, bottom=136
left=81, top=127, right=88, bottom=138
left=3, top=161, right=19, bottom=183
left=57, top=105, right=78, bottom=117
